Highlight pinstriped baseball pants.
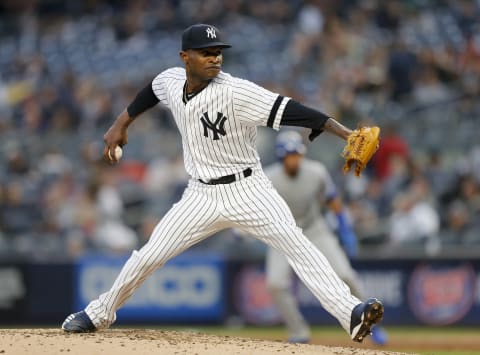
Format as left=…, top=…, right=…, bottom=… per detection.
left=85, top=169, right=360, bottom=332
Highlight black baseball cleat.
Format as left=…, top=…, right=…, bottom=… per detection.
left=350, top=298, right=384, bottom=343
left=62, top=311, right=97, bottom=333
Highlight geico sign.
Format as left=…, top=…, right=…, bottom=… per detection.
left=80, top=264, right=221, bottom=308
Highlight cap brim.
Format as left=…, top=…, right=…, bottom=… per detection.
left=186, top=42, right=232, bottom=50
left=284, top=146, right=306, bottom=155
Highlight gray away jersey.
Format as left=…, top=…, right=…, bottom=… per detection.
left=265, top=158, right=336, bottom=229
left=152, top=67, right=290, bottom=180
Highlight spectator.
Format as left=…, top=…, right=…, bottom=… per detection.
left=412, top=67, right=451, bottom=105
left=388, top=177, right=440, bottom=255
left=387, top=39, right=417, bottom=101
left=91, top=168, right=138, bottom=254
left=424, top=148, right=454, bottom=198
left=372, top=122, right=409, bottom=181
left=439, top=200, right=480, bottom=246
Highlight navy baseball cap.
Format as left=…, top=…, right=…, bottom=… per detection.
left=181, top=24, right=232, bottom=51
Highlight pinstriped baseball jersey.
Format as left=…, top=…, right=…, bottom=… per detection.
left=152, top=67, right=289, bottom=180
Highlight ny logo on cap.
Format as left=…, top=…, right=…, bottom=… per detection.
left=206, top=27, right=216, bottom=39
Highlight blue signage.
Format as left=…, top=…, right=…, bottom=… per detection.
left=74, top=252, right=226, bottom=322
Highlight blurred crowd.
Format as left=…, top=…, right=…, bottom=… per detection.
left=0, top=0, right=480, bottom=261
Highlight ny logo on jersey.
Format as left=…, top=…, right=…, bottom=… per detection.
left=200, top=112, right=227, bottom=140
left=206, top=27, right=216, bottom=39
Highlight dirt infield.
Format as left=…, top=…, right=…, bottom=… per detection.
left=0, top=329, right=414, bottom=355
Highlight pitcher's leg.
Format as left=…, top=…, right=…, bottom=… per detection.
left=262, top=223, right=360, bottom=332
left=84, top=187, right=220, bottom=329
left=228, top=175, right=360, bottom=333
left=307, top=226, right=388, bottom=344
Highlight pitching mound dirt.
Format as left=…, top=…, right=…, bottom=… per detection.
left=0, top=329, right=414, bottom=355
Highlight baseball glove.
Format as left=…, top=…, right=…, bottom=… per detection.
left=341, top=126, right=380, bottom=177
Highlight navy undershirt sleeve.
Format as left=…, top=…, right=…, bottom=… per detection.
left=280, top=100, right=330, bottom=141
left=126, top=81, right=160, bottom=118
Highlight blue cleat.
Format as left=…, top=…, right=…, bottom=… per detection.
left=350, top=298, right=384, bottom=343
left=62, top=311, right=96, bottom=333
left=371, top=326, right=388, bottom=345
left=287, top=337, right=310, bottom=344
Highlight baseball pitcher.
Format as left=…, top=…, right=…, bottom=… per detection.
left=62, top=24, right=382, bottom=343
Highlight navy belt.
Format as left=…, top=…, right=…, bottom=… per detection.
left=199, top=168, right=252, bottom=185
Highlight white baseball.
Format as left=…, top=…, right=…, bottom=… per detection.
left=108, top=146, right=123, bottom=160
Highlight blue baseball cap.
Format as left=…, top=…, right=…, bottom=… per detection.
left=275, top=130, right=307, bottom=159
